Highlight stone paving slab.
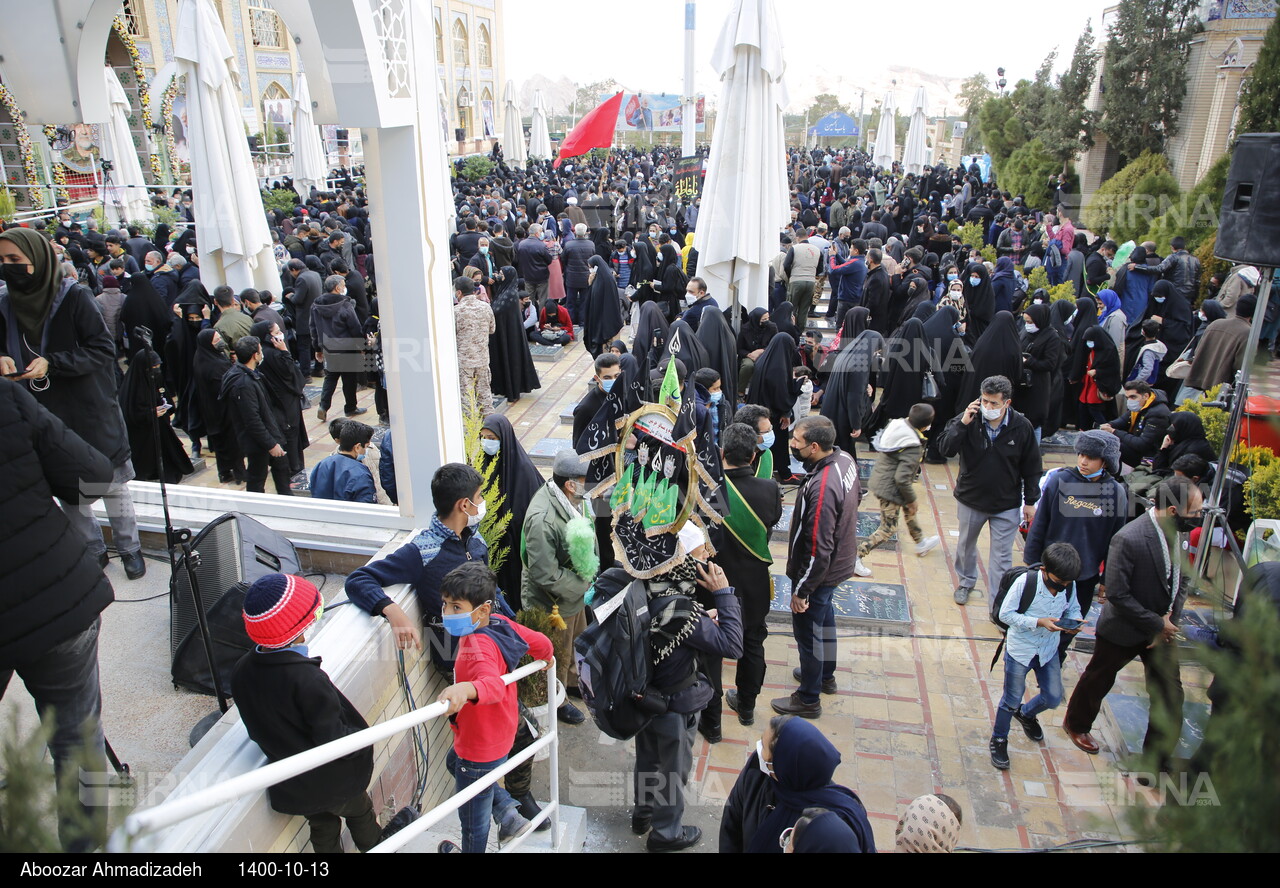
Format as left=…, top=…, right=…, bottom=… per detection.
left=767, top=574, right=912, bottom=631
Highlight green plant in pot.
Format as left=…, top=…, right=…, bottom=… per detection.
left=513, top=607, right=571, bottom=708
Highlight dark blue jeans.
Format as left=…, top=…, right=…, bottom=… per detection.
left=446, top=748, right=519, bottom=853
left=792, top=583, right=837, bottom=704
left=992, top=653, right=1064, bottom=740
left=565, top=286, right=589, bottom=324
left=0, top=616, right=106, bottom=852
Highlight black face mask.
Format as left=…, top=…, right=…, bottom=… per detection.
left=1175, top=515, right=1201, bottom=534
left=1, top=263, right=37, bottom=291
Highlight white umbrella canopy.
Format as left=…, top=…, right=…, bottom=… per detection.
left=173, top=0, right=277, bottom=293
left=696, top=0, right=790, bottom=315
left=291, top=73, right=327, bottom=200
left=503, top=80, right=528, bottom=166
left=902, top=86, right=929, bottom=176
left=529, top=90, right=553, bottom=160
left=99, top=66, right=152, bottom=224
left=873, top=89, right=897, bottom=170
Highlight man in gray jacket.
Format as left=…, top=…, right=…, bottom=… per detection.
left=285, top=258, right=323, bottom=377
left=1063, top=476, right=1201, bottom=776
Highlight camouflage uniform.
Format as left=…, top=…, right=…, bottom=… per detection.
left=454, top=294, right=496, bottom=416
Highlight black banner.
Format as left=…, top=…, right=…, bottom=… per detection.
left=672, top=155, right=704, bottom=203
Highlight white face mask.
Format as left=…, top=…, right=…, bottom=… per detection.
left=480, top=438, right=500, bottom=457
left=1024, top=322, right=1039, bottom=334
left=1126, top=398, right=1142, bottom=411
left=467, top=498, right=486, bottom=527
left=755, top=739, right=775, bottom=777
left=685, top=291, right=698, bottom=306
left=981, top=405, right=1005, bottom=422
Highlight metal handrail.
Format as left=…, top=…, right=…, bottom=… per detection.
left=108, top=657, right=559, bottom=853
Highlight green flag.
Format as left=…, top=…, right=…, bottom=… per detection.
left=658, top=343, right=681, bottom=407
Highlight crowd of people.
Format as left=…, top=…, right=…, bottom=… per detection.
left=0, top=137, right=1269, bottom=855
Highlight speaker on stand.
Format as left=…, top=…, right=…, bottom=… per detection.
left=1197, top=133, right=1280, bottom=590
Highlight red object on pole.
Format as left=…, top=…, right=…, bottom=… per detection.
left=553, top=92, right=624, bottom=169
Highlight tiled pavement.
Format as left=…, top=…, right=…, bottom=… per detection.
left=177, top=292, right=1256, bottom=852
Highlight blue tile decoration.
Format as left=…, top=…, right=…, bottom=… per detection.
left=1106, top=695, right=1209, bottom=760
left=769, top=574, right=911, bottom=631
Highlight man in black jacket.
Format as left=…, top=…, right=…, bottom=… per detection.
left=562, top=225, right=596, bottom=324
left=1100, top=381, right=1172, bottom=470
left=220, top=336, right=293, bottom=495
left=0, top=378, right=113, bottom=852
left=1063, top=476, right=1200, bottom=773
left=862, top=248, right=891, bottom=336
left=938, top=375, right=1043, bottom=605
left=231, top=573, right=380, bottom=853
left=311, top=274, right=367, bottom=422
left=285, top=258, right=323, bottom=377
left=1085, top=240, right=1115, bottom=296
left=719, top=424, right=784, bottom=729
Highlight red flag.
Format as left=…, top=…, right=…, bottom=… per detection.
left=553, top=92, right=624, bottom=169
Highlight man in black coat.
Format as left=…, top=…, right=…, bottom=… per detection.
left=0, top=378, right=113, bottom=852
left=561, top=225, right=596, bottom=324
left=0, top=230, right=146, bottom=580
left=862, top=248, right=891, bottom=336
left=718, top=424, right=784, bottom=730
left=310, top=275, right=367, bottom=422
left=1100, top=381, right=1172, bottom=470
left=220, top=336, right=293, bottom=495
left=1063, top=476, right=1199, bottom=773
left=285, top=258, right=323, bottom=377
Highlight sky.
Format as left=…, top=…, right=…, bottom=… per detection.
left=503, top=0, right=1119, bottom=111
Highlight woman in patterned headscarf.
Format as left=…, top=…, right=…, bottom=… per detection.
left=894, top=793, right=963, bottom=853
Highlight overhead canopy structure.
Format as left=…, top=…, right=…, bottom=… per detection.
left=807, top=110, right=859, bottom=139
left=697, top=0, right=790, bottom=316
left=503, top=80, right=527, bottom=165
left=873, top=89, right=897, bottom=170
left=902, top=86, right=929, bottom=176
left=99, top=66, right=152, bottom=223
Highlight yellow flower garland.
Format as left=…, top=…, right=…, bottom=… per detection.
left=0, top=83, right=44, bottom=208
left=113, top=16, right=165, bottom=184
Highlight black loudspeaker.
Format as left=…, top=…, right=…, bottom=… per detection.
left=169, top=512, right=300, bottom=660
left=455, top=127, right=466, bottom=142
left=171, top=581, right=252, bottom=696
left=1215, top=133, right=1280, bottom=267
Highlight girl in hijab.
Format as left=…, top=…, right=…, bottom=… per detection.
left=720, top=716, right=875, bottom=854
left=935, top=262, right=961, bottom=301
left=820, top=307, right=883, bottom=454
left=119, top=266, right=174, bottom=359
left=631, top=232, right=658, bottom=307
left=745, top=332, right=802, bottom=481
left=249, top=319, right=310, bottom=479
left=191, top=328, right=245, bottom=484
left=478, top=414, right=543, bottom=606
left=1020, top=303, right=1063, bottom=441
left=771, top=301, right=799, bottom=342
left=1145, top=279, right=1195, bottom=399
left=737, top=307, right=777, bottom=393
left=489, top=265, right=540, bottom=401
left=990, top=256, right=1017, bottom=315
left=1069, top=324, right=1122, bottom=430
left=960, top=262, right=994, bottom=345
left=1097, top=288, right=1127, bottom=367
left=656, top=242, right=686, bottom=320
left=958, top=311, right=1022, bottom=408
left=633, top=300, right=669, bottom=371
left=697, top=306, right=739, bottom=410
left=1061, top=295, right=1099, bottom=424
left=119, top=345, right=195, bottom=484
left=582, top=255, right=625, bottom=358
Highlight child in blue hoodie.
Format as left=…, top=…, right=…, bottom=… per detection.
left=310, top=420, right=376, bottom=503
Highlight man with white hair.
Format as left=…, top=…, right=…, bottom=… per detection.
left=145, top=250, right=180, bottom=306
left=562, top=223, right=596, bottom=323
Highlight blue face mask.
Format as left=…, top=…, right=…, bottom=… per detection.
left=442, top=604, right=486, bottom=637
left=759, top=430, right=775, bottom=451
left=356, top=451, right=366, bottom=462
left=947, top=273, right=958, bottom=282
left=1082, top=467, right=1105, bottom=480
left=600, top=377, right=616, bottom=393
left=480, top=438, right=500, bottom=456
left=969, top=277, right=982, bottom=288
left=709, top=391, right=722, bottom=404
left=1154, top=296, right=1166, bottom=303
left=1085, top=340, right=1096, bottom=349
left=145, top=264, right=157, bottom=273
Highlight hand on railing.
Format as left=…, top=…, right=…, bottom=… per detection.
left=437, top=681, right=476, bottom=716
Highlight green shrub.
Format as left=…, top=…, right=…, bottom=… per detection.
left=1144, top=154, right=1230, bottom=253
left=459, top=155, right=496, bottom=182
left=1177, top=385, right=1228, bottom=450
left=999, top=139, right=1061, bottom=212
left=1082, top=151, right=1171, bottom=238
left=1110, top=169, right=1181, bottom=244
left=513, top=608, right=570, bottom=708
left=1026, top=265, right=1050, bottom=293
left=1195, top=232, right=1231, bottom=306
left=260, top=188, right=298, bottom=216
left=1245, top=458, right=1280, bottom=521
left=954, top=222, right=985, bottom=250
left=1049, top=282, right=1077, bottom=302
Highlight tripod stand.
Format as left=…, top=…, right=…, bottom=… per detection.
left=132, top=327, right=230, bottom=748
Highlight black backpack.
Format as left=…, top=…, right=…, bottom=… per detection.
left=574, top=569, right=657, bottom=741
left=987, top=565, right=1041, bottom=670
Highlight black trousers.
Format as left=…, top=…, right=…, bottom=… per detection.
left=246, top=449, right=295, bottom=495
left=208, top=430, right=244, bottom=480
left=503, top=703, right=538, bottom=797
left=295, top=333, right=314, bottom=377
left=733, top=583, right=772, bottom=710
left=320, top=369, right=358, bottom=414
left=696, top=649, right=723, bottom=733
left=305, top=791, right=381, bottom=853
left=1064, top=634, right=1184, bottom=767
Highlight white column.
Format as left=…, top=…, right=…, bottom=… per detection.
left=681, top=0, right=697, bottom=158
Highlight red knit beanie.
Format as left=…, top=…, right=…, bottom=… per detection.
left=243, top=574, right=322, bottom=648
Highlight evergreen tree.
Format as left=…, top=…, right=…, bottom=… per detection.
left=1237, top=13, right=1280, bottom=136
left=958, top=72, right=994, bottom=154
left=1101, top=0, right=1203, bottom=164
left=1045, top=23, right=1101, bottom=167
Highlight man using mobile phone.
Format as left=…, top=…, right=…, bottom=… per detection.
left=989, top=542, right=1083, bottom=770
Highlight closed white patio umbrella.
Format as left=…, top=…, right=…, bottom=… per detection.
left=696, top=0, right=790, bottom=316
left=902, top=86, right=929, bottom=176
left=172, top=0, right=277, bottom=293
left=874, top=88, right=897, bottom=170
left=100, top=66, right=152, bottom=224
left=503, top=80, right=527, bottom=166
left=529, top=90, right=553, bottom=161
left=291, top=73, right=327, bottom=200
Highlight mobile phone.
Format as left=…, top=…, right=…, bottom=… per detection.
left=3, top=370, right=24, bottom=378
left=1056, top=618, right=1084, bottom=631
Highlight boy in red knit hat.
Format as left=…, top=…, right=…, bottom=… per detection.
left=436, top=562, right=554, bottom=853
left=231, top=573, right=381, bottom=853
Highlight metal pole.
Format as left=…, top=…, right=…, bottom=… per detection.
left=858, top=91, right=866, bottom=151
left=682, top=1, right=697, bottom=158
left=547, top=656, right=562, bottom=849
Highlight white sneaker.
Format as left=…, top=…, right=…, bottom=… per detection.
left=916, top=536, right=941, bottom=557
left=854, top=559, right=872, bottom=577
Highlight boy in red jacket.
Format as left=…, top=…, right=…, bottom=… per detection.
left=436, top=563, right=554, bottom=853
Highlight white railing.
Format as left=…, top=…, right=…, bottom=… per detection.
left=108, top=658, right=560, bottom=854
